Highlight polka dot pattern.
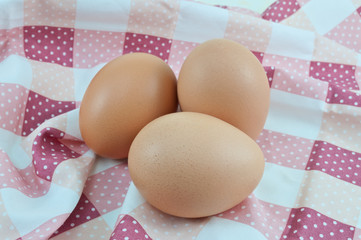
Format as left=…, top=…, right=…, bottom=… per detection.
left=326, top=84, right=361, bottom=106
left=306, top=141, right=361, bottom=186
left=256, top=130, right=314, bottom=169
left=0, top=149, right=51, bottom=197
left=263, top=54, right=328, bottom=100
left=309, top=61, right=358, bottom=90
left=22, top=90, right=76, bottom=136
left=21, top=214, right=68, bottom=240
left=252, top=51, right=264, bottom=63
left=110, top=215, right=152, bottom=240
left=123, top=33, right=172, bottom=62
left=264, top=66, right=275, bottom=87
left=281, top=207, right=355, bottom=239
left=318, top=104, right=361, bottom=152
left=295, top=170, right=361, bottom=225
left=58, top=135, right=89, bottom=155
left=326, top=12, right=361, bottom=54
left=312, top=35, right=358, bottom=65
left=23, top=26, right=74, bottom=67
left=225, top=11, right=273, bottom=52
left=83, top=163, right=131, bottom=214
left=262, top=0, right=301, bottom=23
left=32, top=128, right=81, bottom=181
left=130, top=203, right=208, bottom=240
left=0, top=27, right=25, bottom=61
left=168, top=40, right=198, bottom=77
left=0, top=193, right=21, bottom=238
left=282, top=9, right=316, bottom=31
left=73, top=30, right=125, bottom=68
left=53, top=194, right=100, bottom=237
left=24, top=0, right=76, bottom=27
left=219, top=194, right=291, bottom=240
left=50, top=216, right=112, bottom=239
left=51, top=156, right=93, bottom=195
left=127, top=0, right=179, bottom=39
left=0, top=83, right=28, bottom=135
left=30, top=60, right=75, bottom=101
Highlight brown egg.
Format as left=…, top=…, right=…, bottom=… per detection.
left=79, top=53, right=178, bottom=159
left=128, top=112, right=265, bottom=218
left=177, top=38, right=270, bottom=140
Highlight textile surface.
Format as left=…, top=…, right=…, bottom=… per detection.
left=1, top=0, right=361, bottom=239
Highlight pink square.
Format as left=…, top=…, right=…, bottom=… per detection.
left=130, top=203, right=208, bottom=240
left=263, top=54, right=311, bottom=76
left=263, top=54, right=328, bottom=100
left=168, top=40, right=199, bottom=77
left=326, top=11, right=361, bottom=54
left=32, top=128, right=80, bottom=181
left=0, top=27, right=25, bottom=61
left=123, top=32, right=172, bottom=62
left=127, top=0, right=180, bottom=38
left=326, top=84, right=361, bottom=106
left=281, top=207, right=355, bottom=239
left=225, top=11, right=273, bottom=52
left=256, top=129, right=314, bottom=169
left=272, top=68, right=329, bottom=100
left=21, top=90, right=76, bottom=136
left=306, top=141, right=361, bottom=186
left=22, top=214, right=69, bottom=240
left=30, top=60, right=75, bottom=101
left=24, top=26, right=74, bottom=67
left=0, top=150, right=51, bottom=197
left=219, top=194, right=291, bottom=240
left=309, top=61, right=358, bottom=90
left=73, top=29, right=125, bottom=68
left=110, top=215, right=152, bottom=240
left=0, top=83, right=28, bottom=135
left=83, top=163, right=131, bottom=215
left=252, top=51, right=264, bottom=63
left=53, top=194, right=100, bottom=237
left=24, top=0, right=76, bottom=27
left=261, top=0, right=301, bottom=22
left=264, top=66, right=275, bottom=87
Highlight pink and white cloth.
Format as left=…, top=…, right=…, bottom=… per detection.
left=1, top=0, right=361, bottom=239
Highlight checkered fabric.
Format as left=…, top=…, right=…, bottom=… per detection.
left=1, top=0, right=361, bottom=239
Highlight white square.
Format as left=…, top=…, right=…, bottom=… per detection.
left=119, top=182, right=146, bottom=214
left=303, top=0, right=355, bottom=35
left=0, top=0, right=24, bottom=29
left=0, top=55, right=32, bottom=89
left=264, top=89, right=325, bottom=140
left=266, top=23, right=315, bottom=61
left=196, top=217, right=267, bottom=240
left=73, top=63, right=105, bottom=102
left=173, top=1, right=229, bottom=43
left=1, top=183, right=79, bottom=236
left=75, top=0, right=131, bottom=32
left=0, top=128, right=31, bottom=169
left=357, top=54, right=361, bottom=66
left=253, top=163, right=305, bottom=208
left=66, top=108, right=82, bottom=140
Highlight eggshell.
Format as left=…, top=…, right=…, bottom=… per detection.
left=128, top=112, right=265, bottom=218
left=79, top=53, right=178, bottom=159
left=177, top=38, right=270, bottom=140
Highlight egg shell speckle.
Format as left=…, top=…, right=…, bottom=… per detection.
left=128, top=112, right=265, bottom=218
left=177, top=38, right=270, bottom=140
left=79, top=53, right=178, bottom=159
